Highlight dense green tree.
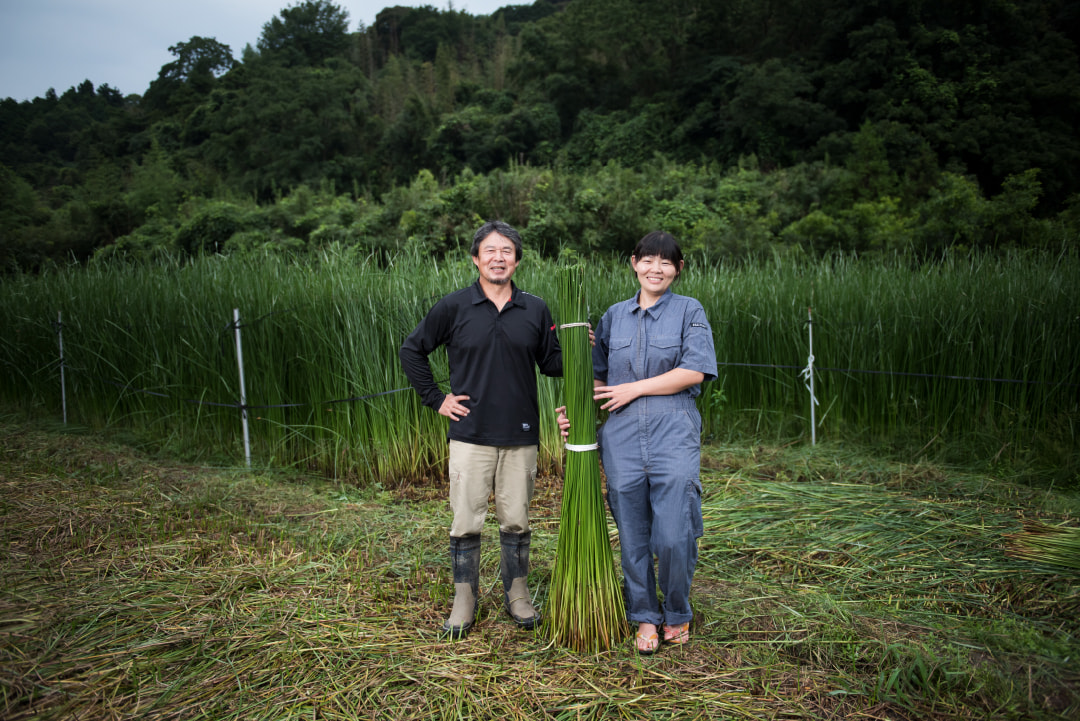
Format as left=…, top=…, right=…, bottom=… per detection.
left=725, top=58, right=844, bottom=167
left=398, top=5, right=466, bottom=62
left=380, top=94, right=437, bottom=185
left=3, top=0, right=1080, bottom=269
left=372, top=6, right=412, bottom=62
left=0, top=163, right=51, bottom=271
left=429, top=99, right=560, bottom=174
left=433, top=42, right=458, bottom=113
left=143, top=37, right=236, bottom=115
left=257, top=0, right=351, bottom=66
left=189, top=60, right=379, bottom=198
left=812, top=0, right=1080, bottom=208
left=511, top=23, right=614, bottom=135
left=497, top=0, right=562, bottom=33
left=0, top=80, right=137, bottom=185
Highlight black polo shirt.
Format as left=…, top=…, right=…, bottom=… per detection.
left=399, top=280, right=563, bottom=447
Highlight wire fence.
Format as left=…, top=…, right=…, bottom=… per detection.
left=34, top=306, right=1079, bottom=469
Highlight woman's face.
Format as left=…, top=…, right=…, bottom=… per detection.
left=631, top=254, right=681, bottom=297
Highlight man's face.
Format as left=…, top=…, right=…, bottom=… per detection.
left=472, top=232, right=519, bottom=285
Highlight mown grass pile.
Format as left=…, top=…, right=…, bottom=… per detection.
left=546, top=265, right=626, bottom=652
left=0, top=248, right=1077, bottom=486
left=1006, top=522, right=1080, bottom=570
left=1, top=417, right=1077, bottom=720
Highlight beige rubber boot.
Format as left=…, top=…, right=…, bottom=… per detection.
left=443, top=534, right=480, bottom=639
left=500, top=530, right=540, bottom=629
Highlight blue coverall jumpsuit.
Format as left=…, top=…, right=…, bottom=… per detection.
left=593, top=289, right=718, bottom=628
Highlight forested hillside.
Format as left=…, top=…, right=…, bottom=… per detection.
left=2, top=0, right=1079, bottom=270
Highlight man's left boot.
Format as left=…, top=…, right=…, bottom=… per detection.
left=500, top=529, right=540, bottom=629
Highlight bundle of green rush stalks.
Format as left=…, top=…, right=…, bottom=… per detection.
left=546, top=264, right=628, bottom=652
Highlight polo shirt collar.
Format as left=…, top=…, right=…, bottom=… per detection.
left=471, top=279, right=518, bottom=307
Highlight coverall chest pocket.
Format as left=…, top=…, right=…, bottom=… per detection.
left=647, top=335, right=682, bottom=376
left=607, top=336, right=634, bottom=378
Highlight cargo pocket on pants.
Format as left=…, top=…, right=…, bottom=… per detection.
left=688, top=476, right=704, bottom=539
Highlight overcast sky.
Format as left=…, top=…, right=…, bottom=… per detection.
left=0, top=0, right=514, bottom=102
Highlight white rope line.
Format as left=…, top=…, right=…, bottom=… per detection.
left=800, top=353, right=820, bottom=407
left=565, top=442, right=598, bottom=452
left=559, top=322, right=590, bottom=329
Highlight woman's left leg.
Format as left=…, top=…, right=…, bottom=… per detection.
left=648, top=413, right=704, bottom=627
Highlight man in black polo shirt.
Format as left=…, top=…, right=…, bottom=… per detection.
left=399, top=220, right=562, bottom=639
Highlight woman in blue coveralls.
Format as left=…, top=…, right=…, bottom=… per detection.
left=559, top=231, right=717, bottom=654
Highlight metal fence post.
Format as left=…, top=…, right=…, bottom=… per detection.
left=58, top=311, right=67, bottom=425
left=800, top=307, right=818, bottom=445
left=234, top=308, right=251, bottom=468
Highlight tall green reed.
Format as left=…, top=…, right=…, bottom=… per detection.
left=687, top=251, right=1080, bottom=455
left=0, top=249, right=1076, bottom=484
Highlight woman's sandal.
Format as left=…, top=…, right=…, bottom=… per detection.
left=635, top=623, right=660, bottom=655
left=662, top=622, right=690, bottom=645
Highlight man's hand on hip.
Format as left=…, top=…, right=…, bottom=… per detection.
left=439, top=394, right=471, bottom=421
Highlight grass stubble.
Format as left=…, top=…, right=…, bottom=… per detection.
left=1, top=418, right=1077, bottom=720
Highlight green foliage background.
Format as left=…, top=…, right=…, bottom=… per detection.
left=2, top=0, right=1079, bottom=269
left=2, top=0, right=1078, bottom=486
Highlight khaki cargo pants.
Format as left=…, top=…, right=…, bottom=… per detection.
left=448, top=440, right=537, bottom=537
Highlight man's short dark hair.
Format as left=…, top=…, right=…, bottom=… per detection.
left=471, top=220, right=523, bottom=260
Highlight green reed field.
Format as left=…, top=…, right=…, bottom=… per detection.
left=0, top=249, right=1077, bottom=486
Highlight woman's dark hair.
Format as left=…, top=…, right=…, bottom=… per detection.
left=632, top=231, right=683, bottom=276
left=471, top=220, right=523, bottom=260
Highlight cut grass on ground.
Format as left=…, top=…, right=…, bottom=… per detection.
left=1, top=418, right=1077, bottom=720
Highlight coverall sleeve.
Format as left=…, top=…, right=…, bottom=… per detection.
left=679, top=301, right=718, bottom=382
left=591, top=311, right=611, bottom=383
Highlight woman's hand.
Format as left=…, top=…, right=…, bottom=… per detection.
left=593, top=369, right=705, bottom=412
left=554, top=405, right=571, bottom=439
left=593, top=382, right=641, bottom=412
